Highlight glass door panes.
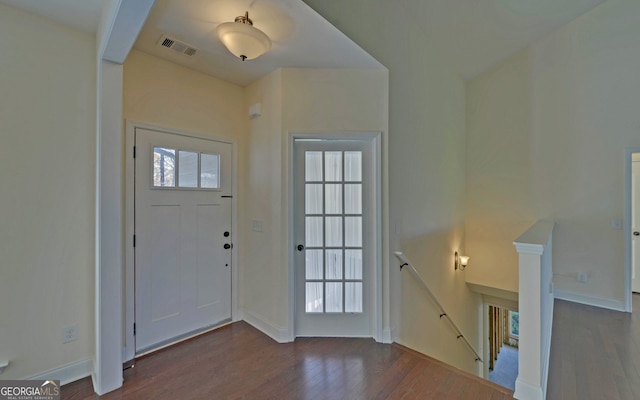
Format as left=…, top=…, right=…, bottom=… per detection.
left=200, top=153, right=220, bottom=188
left=304, top=150, right=363, bottom=314
left=153, top=147, right=220, bottom=189
left=178, top=150, right=198, bottom=188
left=153, top=147, right=176, bottom=187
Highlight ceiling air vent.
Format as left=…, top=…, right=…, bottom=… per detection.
left=158, top=35, right=197, bottom=57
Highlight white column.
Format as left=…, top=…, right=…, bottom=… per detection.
left=94, top=0, right=155, bottom=394
left=94, top=60, right=124, bottom=395
left=513, top=220, right=554, bottom=400
left=514, top=245, right=543, bottom=400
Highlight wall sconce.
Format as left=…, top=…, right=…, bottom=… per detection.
left=454, top=251, right=469, bottom=271
left=217, top=11, right=272, bottom=61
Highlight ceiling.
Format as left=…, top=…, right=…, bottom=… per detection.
left=133, top=0, right=382, bottom=86
left=0, top=0, right=101, bottom=34
left=0, top=0, right=608, bottom=83
left=398, top=0, right=607, bottom=79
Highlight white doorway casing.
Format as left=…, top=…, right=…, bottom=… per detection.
left=632, top=156, right=640, bottom=293
left=293, top=139, right=373, bottom=337
left=288, top=132, right=384, bottom=342
left=124, top=121, right=240, bottom=361
left=134, top=128, right=233, bottom=352
left=482, top=297, right=518, bottom=380
left=624, top=148, right=640, bottom=312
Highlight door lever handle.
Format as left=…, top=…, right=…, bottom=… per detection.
left=634, top=231, right=639, bottom=236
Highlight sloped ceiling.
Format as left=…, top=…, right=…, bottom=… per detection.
left=0, top=0, right=608, bottom=82
left=398, top=0, right=607, bottom=79
left=0, top=0, right=101, bottom=34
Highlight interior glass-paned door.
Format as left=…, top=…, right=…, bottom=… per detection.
left=304, top=150, right=363, bottom=314
left=295, top=139, right=374, bottom=337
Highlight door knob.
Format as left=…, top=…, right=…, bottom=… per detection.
left=634, top=231, right=640, bottom=236
left=224, top=231, right=230, bottom=237
left=224, top=243, right=233, bottom=249
left=297, top=244, right=305, bottom=251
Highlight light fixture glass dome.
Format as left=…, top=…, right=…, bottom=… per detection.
left=216, top=12, right=272, bottom=61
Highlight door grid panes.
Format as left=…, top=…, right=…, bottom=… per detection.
left=304, top=150, right=363, bottom=314
left=153, top=147, right=220, bottom=189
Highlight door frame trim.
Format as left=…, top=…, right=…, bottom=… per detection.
left=124, top=120, right=239, bottom=361
left=624, top=148, right=640, bottom=313
left=287, top=131, right=384, bottom=342
left=482, top=298, right=518, bottom=379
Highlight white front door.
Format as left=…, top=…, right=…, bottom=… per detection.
left=293, top=138, right=377, bottom=337
left=135, top=128, right=233, bottom=352
left=633, top=160, right=640, bottom=293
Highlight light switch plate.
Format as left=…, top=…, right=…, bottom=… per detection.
left=252, top=220, right=264, bottom=232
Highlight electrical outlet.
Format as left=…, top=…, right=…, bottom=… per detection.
left=62, top=324, right=78, bottom=343
left=0, top=360, right=8, bottom=375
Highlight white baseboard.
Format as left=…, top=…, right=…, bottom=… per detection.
left=242, top=309, right=292, bottom=343
left=514, top=378, right=544, bottom=400
left=555, top=290, right=626, bottom=312
left=27, top=358, right=93, bottom=386
left=381, top=327, right=395, bottom=344
left=233, top=308, right=244, bottom=322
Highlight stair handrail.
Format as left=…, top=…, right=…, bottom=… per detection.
left=394, top=251, right=483, bottom=363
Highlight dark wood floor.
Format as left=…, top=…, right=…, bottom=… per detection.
left=547, top=295, right=640, bottom=400
left=62, top=321, right=512, bottom=400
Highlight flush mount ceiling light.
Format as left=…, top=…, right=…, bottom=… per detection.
left=216, top=11, right=272, bottom=61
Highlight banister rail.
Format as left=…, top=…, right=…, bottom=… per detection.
left=394, top=251, right=483, bottom=363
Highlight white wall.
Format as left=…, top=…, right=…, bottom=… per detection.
left=466, top=0, right=640, bottom=308
left=0, top=5, right=96, bottom=380
left=466, top=51, right=534, bottom=293
left=302, top=0, right=481, bottom=374
left=123, top=50, right=245, bottom=140
left=242, top=69, right=286, bottom=336
left=242, top=67, right=388, bottom=340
